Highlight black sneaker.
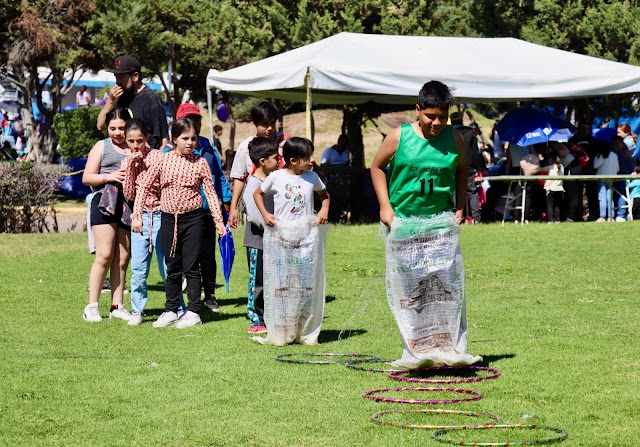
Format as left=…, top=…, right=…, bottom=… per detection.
left=101, top=278, right=111, bottom=293
left=203, top=297, right=220, bottom=312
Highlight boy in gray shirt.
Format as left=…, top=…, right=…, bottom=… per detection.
left=243, top=137, right=279, bottom=334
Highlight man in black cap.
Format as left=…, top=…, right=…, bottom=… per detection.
left=97, top=55, right=168, bottom=149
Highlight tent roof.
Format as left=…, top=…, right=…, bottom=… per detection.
left=206, top=32, right=640, bottom=104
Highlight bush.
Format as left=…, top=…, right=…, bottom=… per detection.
left=54, top=106, right=105, bottom=161
left=0, top=162, right=64, bottom=233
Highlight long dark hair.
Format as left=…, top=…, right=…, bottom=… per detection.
left=105, top=108, right=131, bottom=126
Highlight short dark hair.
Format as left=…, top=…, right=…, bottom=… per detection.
left=125, top=118, right=148, bottom=136
left=611, top=135, right=624, bottom=144
left=418, top=80, right=455, bottom=110
left=105, top=108, right=131, bottom=126
left=248, top=137, right=279, bottom=166
left=251, top=101, right=279, bottom=124
left=213, top=124, right=222, bottom=132
left=282, top=137, right=313, bottom=167
left=171, top=117, right=198, bottom=141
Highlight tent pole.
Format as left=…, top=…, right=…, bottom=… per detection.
left=207, top=87, right=214, bottom=143
left=305, top=70, right=312, bottom=141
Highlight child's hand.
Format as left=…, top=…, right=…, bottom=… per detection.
left=379, top=207, right=395, bottom=228
left=131, top=218, right=143, bottom=233
left=264, top=214, right=276, bottom=227
left=316, top=209, right=329, bottom=225
left=228, top=209, right=238, bottom=228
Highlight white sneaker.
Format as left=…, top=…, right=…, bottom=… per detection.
left=128, top=313, right=144, bottom=326
left=83, top=303, right=101, bottom=322
left=153, top=311, right=178, bottom=328
left=175, top=311, right=202, bottom=329
left=109, top=304, right=131, bottom=321
left=615, top=216, right=626, bottom=222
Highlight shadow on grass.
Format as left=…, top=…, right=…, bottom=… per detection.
left=143, top=307, right=245, bottom=323
left=477, top=353, right=516, bottom=366
left=318, top=329, right=367, bottom=343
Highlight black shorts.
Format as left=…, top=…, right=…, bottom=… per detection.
left=90, top=192, right=131, bottom=230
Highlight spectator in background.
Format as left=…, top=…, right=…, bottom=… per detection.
left=617, top=123, right=637, bottom=161
left=593, top=140, right=620, bottom=222
left=97, top=55, right=169, bottom=149
left=570, top=123, right=598, bottom=220
left=543, top=151, right=564, bottom=223
left=550, top=141, right=581, bottom=222
left=213, top=124, right=224, bottom=165
left=520, top=143, right=551, bottom=222
left=451, top=113, right=484, bottom=223
left=627, top=166, right=640, bottom=220
left=611, top=135, right=635, bottom=221
left=321, top=134, right=350, bottom=165
left=76, top=85, right=92, bottom=107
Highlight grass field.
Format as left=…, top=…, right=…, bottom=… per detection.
left=1, top=222, right=639, bottom=446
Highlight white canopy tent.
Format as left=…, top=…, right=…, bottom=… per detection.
left=206, top=32, right=640, bottom=138
left=207, top=32, right=640, bottom=102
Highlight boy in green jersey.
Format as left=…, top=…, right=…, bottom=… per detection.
left=371, top=80, right=468, bottom=224
left=370, top=81, right=480, bottom=368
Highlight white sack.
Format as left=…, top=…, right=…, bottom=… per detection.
left=385, top=213, right=482, bottom=369
left=253, top=218, right=328, bottom=346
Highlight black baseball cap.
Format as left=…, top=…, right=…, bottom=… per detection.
left=106, top=55, right=141, bottom=74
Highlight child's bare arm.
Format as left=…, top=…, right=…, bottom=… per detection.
left=316, top=189, right=330, bottom=225
left=370, top=127, right=400, bottom=227
left=453, top=130, right=468, bottom=224
left=254, top=187, right=276, bottom=227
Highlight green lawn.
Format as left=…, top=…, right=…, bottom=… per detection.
left=1, top=222, right=639, bottom=446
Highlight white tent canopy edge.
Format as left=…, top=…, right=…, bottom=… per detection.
left=206, top=32, right=640, bottom=105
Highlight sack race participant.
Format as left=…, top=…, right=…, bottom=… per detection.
left=256, top=219, right=328, bottom=346
left=253, top=137, right=330, bottom=346
left=370, top=80, right=482, bottom=369
left=385, top=213, right=480, bottom=368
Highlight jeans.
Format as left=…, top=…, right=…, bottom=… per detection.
left=614, top=181, right=627, bottom=219
left=130, top=211, right=166, bottom=315
left=597, top=181, right=613, bottom=218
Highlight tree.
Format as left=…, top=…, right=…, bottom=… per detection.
left=0, top=0, right=99, bottom=163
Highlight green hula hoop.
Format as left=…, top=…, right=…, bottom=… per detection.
left=344, top=357, right=407, bottom=373
left=371, top=408, right=502, bottom=430
left=431, top=423, right=569, bottom=446
left=274, top=352, right=377, bottom=365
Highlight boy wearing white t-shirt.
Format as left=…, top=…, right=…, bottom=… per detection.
left=253, top=137, right=330, bottom=346
left=254, top=137, right=330, bottom=226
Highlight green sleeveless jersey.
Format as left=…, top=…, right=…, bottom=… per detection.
left=389, top=123, right=458, bottom=218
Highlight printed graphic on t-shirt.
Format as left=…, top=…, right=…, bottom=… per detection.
left=284, top=183, right=305, bottom=215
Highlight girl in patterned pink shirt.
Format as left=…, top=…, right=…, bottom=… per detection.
left=133, top=118, right=226, bottom=329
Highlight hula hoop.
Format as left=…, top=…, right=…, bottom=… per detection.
left=388, top=365, right=501, bottom=384
left=431, top=424, right=569, bottom=446
left=371, top=408, right=502, bottom=430
left=344, top=357, right=407, bottom=373
left=362, top=386, right=483, bottom=405
left=274, top=352, right=377, bottom=365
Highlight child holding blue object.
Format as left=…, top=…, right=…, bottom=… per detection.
left=370, top=80, right=481, bottom=368
left=173, top=103, right=232, bottom=312
left=242, top=137, right=279, bottom=334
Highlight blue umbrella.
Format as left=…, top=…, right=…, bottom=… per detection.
left=218, top=212, right=235, bottom=293
left=496, top=108, right=575, bottom=147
